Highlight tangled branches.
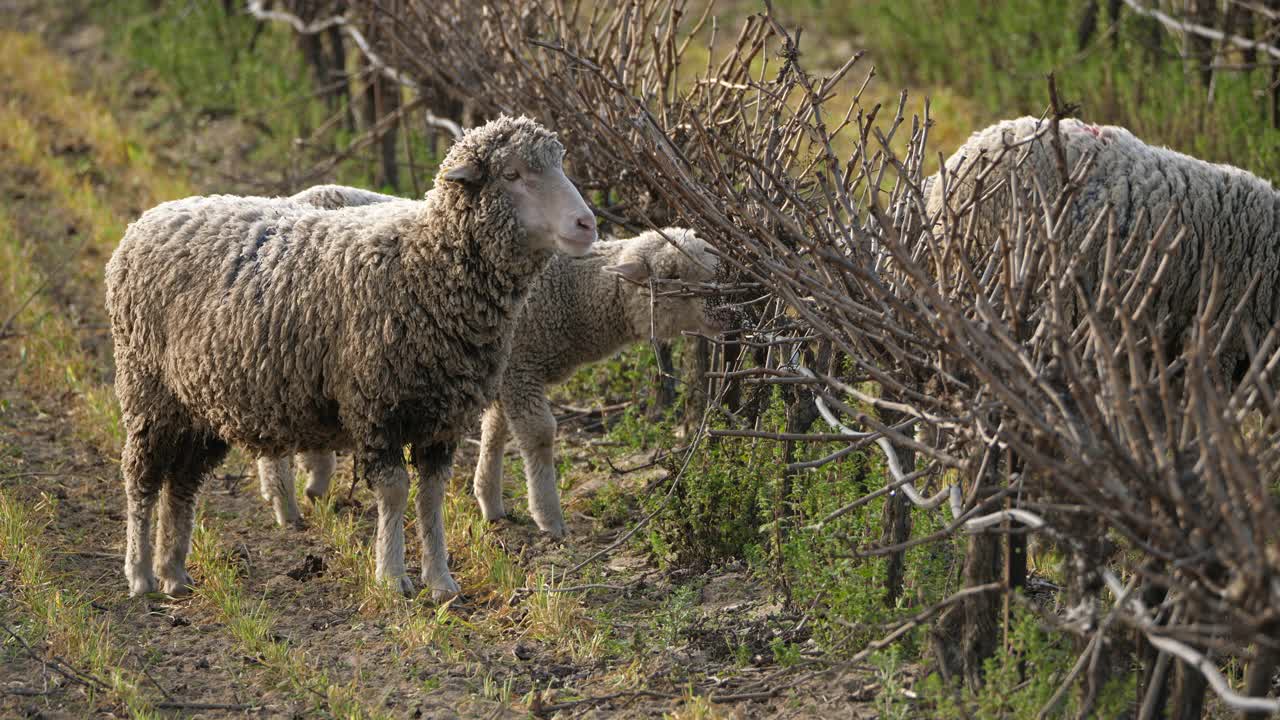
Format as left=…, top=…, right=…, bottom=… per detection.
left=253, top=0, right=1280, bottom=714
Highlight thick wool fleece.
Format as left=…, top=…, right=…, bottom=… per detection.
left=106, top=115, right=567, bottom=597
left=507, top=228, right=717, bottom=390
left=263, top=228, right=719, bottom=537
left=926, top=116, right=1280, bottom=382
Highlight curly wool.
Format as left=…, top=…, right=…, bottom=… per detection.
left=255, top=225, right=718, bottom=535
left=926, top=116, right=1280, bottom=382
left=106, top=114, right=564, bottom=459
left=475, top=227, right=719, bottom=535
left=507, top=228, right=715, bottom=389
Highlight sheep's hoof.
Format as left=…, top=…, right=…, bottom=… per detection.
left=305, top=489, right=325, bottom=503
left=127, top=572, right=158, bottom=597
left=386, top=574, right=416, bottom=597
left=425, top=575, right=461, bottom=603
left=159, top=573, right=194, bottom=598
left=536, top=519, right=568, bottom=540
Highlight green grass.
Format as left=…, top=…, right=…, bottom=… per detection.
left=0, top=30, right=191, bottom=715
left=784, top=0, right=1280, bottom=176
left=0, top=488, right=158, bottom=717
left=306, top=472, right=612, bottom=664
left=97, top=0, right=442, bottom=194
left=0, top=28, right=190, bottom=459
left=189, top=519, right=390, bottom=718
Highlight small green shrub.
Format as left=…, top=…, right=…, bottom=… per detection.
left=919, top=606, right=1136, bottom=718
left=656, top=583, right=701, bottom=647
left=585, top=481, right=635, bottom=529
left=641, top=388, right=949, bottom=656
left=643, top=408, right=778, bottom=566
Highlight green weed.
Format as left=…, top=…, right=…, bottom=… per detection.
left=918, top=606, right=1135, bottom=718
left=835, top=0, right=1280, bottom=175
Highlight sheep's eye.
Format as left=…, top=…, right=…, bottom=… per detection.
left=502, top=169, right=520, bottom=181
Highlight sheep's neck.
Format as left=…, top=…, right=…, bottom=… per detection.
left=403, top=194, right=551, bottom=343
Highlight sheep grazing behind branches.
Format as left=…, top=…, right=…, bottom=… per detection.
left=472, top=228, right=721, bottom=536
left=105, top=115, right=598, bottom=599
left=926, top=115, right=1280, bottom=384
left=258, top=224, right=722, bottom=537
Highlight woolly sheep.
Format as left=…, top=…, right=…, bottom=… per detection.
left=473, top=228, right=722, bottom=536
left=925, top=116, right=1280, bottom=384
left=253, top=185, right=409, bottom=528
left=105, top=115, right=598, bottom=599
left=259, top=224, right=722, bottom=538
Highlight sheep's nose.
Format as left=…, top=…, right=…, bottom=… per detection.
left=575, top=214, right=596, bottom=232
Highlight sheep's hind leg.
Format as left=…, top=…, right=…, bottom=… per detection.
left=257, top=455, right=302, bottom=527
left=122, top=430, right=162, bottom=596
left=361, top=447, right=414, bottom=596
left=413, top=441, right=461, bottom=601
left=473, top=404, right=509, bottom=522
left=299, top=450, right=336, bottom=501
left=508, top=394, right=567, bottom=538
left=155, top=431, right=228, bottom=596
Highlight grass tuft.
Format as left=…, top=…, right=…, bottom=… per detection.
left=0, top=488, right=158, bottom=716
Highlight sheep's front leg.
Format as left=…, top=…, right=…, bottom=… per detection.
left=257, top=455, right=302, bottom=527
left=413, top=441, right=460, bottom=601
left=299, top=451, right=336, bottom=501
left=360, top=448, right=414, bottom=596
left=507, top=392, right=566, bottom=538
left=473, top=404, right=509, bottom=522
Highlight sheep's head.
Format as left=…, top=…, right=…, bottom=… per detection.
left=438, top=115, right=596, bottom=257
left=606, top=228, right=727, bottom=340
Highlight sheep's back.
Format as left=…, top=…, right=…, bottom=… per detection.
left=927, top=117, right=1280, bottom=380
left=106, top=196, right=424, bottom=453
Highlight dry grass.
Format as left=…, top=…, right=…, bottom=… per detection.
left=301, top=462, right=611, bottom=666
left=0, top=488, right=158, bottom=717
left=188, top=519, right=390, bottom=719
left=0, top=27, right=384, bottom=717
left=0, top=29, right=191, bottom=459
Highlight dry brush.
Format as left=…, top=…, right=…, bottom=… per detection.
left=251, top=0, right=1280, bottom=715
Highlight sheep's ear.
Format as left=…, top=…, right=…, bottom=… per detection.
left=441, top=162, right=483, bottom=185
left=605, top=260, right=650, bottom=284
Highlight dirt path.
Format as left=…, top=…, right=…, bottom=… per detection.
left=0, top=5, right=878, bottom=718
